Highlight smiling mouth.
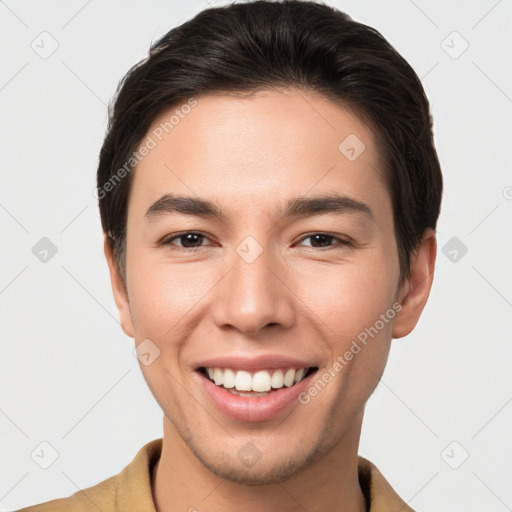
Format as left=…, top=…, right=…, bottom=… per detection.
left=198, top=366, right=318, bottom=397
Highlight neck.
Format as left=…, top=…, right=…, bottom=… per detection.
left=152, top=414, right=367, bottom=512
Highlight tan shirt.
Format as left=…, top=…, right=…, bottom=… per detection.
left=19, top=438, right=414, bottom=511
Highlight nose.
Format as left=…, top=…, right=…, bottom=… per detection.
left=211, top=243, right=295, bottom=336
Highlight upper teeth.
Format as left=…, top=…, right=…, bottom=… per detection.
left=206, top=367, right=308, bottom=392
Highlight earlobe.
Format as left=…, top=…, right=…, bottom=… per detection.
left=392, top=228, right=437, bottom=339
left=103, top=234, right=135, bottom=338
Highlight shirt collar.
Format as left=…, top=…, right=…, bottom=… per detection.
left=116, top=438, right=413, bottom=511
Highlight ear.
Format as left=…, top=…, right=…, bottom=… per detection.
left=392, top=228, right=437, bottom=339
left=103, top=234, right=135, bottom=338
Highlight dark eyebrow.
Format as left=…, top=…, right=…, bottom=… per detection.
left=145, top=194, right=224, bottom=221
left=279, top=194, right=374, bottom=222
left=144, top=193, right=374, bottom=222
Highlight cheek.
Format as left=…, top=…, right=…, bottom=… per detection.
left=127, top=255, right=216, bottom=343
left=127, top=233, right=400, bottom=348
left=296, top=255, right=399, bottom=346
left=300, top=261, right=398, bottom=417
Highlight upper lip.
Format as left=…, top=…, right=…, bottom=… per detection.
left=194, top=355, right=317, bottom=372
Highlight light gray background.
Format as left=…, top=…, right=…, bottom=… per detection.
left=1, top=1, right=511, bottom=510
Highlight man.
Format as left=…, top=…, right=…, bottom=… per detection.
left=20, top=0, right=442, bottom=510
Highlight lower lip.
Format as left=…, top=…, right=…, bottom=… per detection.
left=197, top=370, right=315, bottom=423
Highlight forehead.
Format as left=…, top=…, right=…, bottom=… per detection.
left=130, top=88, right=389, bottom=219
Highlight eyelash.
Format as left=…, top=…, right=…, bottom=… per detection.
left=160, top=231, right=353, bottom=251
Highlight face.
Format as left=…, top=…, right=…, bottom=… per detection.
left=106, top=88, right=430, bottom=484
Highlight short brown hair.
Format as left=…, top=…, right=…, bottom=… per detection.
left=97, top=0, right=443, bottom=285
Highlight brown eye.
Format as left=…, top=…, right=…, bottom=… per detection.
left=163, top=232, right=209, bottom=249
left=298, top=233, right=352, bottom=249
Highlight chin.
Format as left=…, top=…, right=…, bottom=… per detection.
left=194, top=448, right=321, bottom=486
left=180, top=424, right=331, bottom=486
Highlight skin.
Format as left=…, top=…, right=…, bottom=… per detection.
left=104, top=88, right=436, bottom=512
